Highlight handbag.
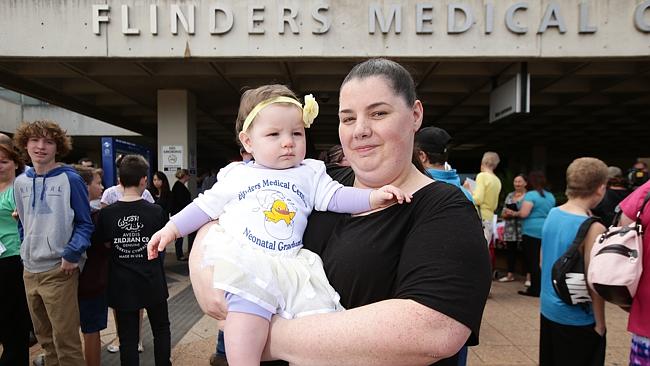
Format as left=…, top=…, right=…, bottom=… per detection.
left=587, top=190, right=650, bottom=306
left=551, top=217, right=601, bottom=306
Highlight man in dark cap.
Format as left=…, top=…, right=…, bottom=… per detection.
left=415, top=126, right=473, bottom=202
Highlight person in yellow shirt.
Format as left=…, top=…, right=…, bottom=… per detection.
left=465, top=152, right=502, bottom=245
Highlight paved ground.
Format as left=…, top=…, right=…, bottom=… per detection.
left=26, top=258, right=632, bottom=366
left=468, top=279, right=630, bottom=366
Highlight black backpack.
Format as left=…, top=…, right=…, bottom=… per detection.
left=551, top=216, right=601, bottom=306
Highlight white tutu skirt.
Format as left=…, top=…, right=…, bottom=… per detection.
left=202, top=224, right=344, bottom=319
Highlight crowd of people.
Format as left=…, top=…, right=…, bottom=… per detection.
left=0, top=58, right=648, bottom=366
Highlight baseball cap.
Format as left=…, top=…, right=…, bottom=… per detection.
left=415, top=127, right=451, bottom=154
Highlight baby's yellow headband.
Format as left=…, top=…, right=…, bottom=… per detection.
left=241, top=94, right=319, bottom=133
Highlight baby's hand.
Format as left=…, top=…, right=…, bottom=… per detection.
left=147, top=223, right=180, bottom=260
left=369, top=185, right=412, bottom=209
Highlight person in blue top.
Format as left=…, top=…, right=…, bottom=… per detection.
left=539, top=157, right=608, bottom=365
left=503, top=170, right=555, bottom=297
left=415, top=126, right=473, bottom=203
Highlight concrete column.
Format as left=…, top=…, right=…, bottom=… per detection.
left=157, top=89, right=197, bottom=196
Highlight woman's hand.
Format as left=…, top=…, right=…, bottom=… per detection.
left=188, top=220, right=228, bottom=320
left=147, top=222, right=180, bottom=260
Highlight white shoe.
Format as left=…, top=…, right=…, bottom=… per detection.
left=107, top=339, right=120, bottom=353
left=138, top=343, right=144, bottom=353
left=524, top=280, right=531, bottom=287
left=32, top=354, right=45, bottom=366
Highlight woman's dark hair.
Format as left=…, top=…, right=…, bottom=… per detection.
left=319, top=144, right=345, bottom=165
left=342, top=58, right=416, bottom=106
left=412, top=149, right=427, bottom=175
left=151, top=171, right=171, bottom=199
left=527, top=170, right=547, bottom=197
left=0, top=143, right=25, bottom=177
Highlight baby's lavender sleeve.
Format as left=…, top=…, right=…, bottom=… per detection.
left=170, top=203, right=212, bottom=237
left=326, top=187, right=372, bottom=213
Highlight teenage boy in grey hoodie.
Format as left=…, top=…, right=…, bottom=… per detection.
left=13, top=120, right=93, bottom=366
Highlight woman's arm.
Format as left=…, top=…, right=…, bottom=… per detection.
left=264, top=299, right=470, bottom=366
left=517, top=200, right=533, bottom=219
left=188, top=220, right=227, bottom=319
left=265, top=187, right=488, bottom=366
left=583, top=222, right=607, bottom=335
left=190, top=221, right=470, bottom=366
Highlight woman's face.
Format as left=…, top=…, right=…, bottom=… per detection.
left=0, top=152, right=16, bottom=181
left=513, top=176, right=527, bottom=191
left=338, top=76, right=422, bottom=187
left=153, top=174, right=162, bottom=189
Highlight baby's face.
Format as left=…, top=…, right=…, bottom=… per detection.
left=241, top=104, right=306, bottom=169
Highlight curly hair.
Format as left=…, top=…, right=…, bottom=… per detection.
left=13, top=120, right=73, bottom=159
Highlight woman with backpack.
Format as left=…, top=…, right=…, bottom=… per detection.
left=538, top=157, right=608, bottom=365
left=618, top=178, right=650, bottom=365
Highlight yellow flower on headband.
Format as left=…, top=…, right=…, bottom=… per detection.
left=303, top=94, right=319, bottom=128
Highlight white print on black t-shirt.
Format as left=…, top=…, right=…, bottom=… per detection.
left=115, top=215, right=147, bottom=259
left=118, top=215, right=144, bottom=231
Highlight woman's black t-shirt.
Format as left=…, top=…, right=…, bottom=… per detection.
left=305, top=181, right=490, bottom=335
left=264, top=169, right=491, bottom=366
left=96, top=199, right=169, bottom=311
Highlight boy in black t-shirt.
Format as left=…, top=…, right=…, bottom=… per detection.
left=96, top=155, right=171, bottom=366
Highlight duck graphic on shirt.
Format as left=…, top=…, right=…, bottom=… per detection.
left=255, top=190, right=297, bottom=240
left=264, top=200, right=296, bottom=225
